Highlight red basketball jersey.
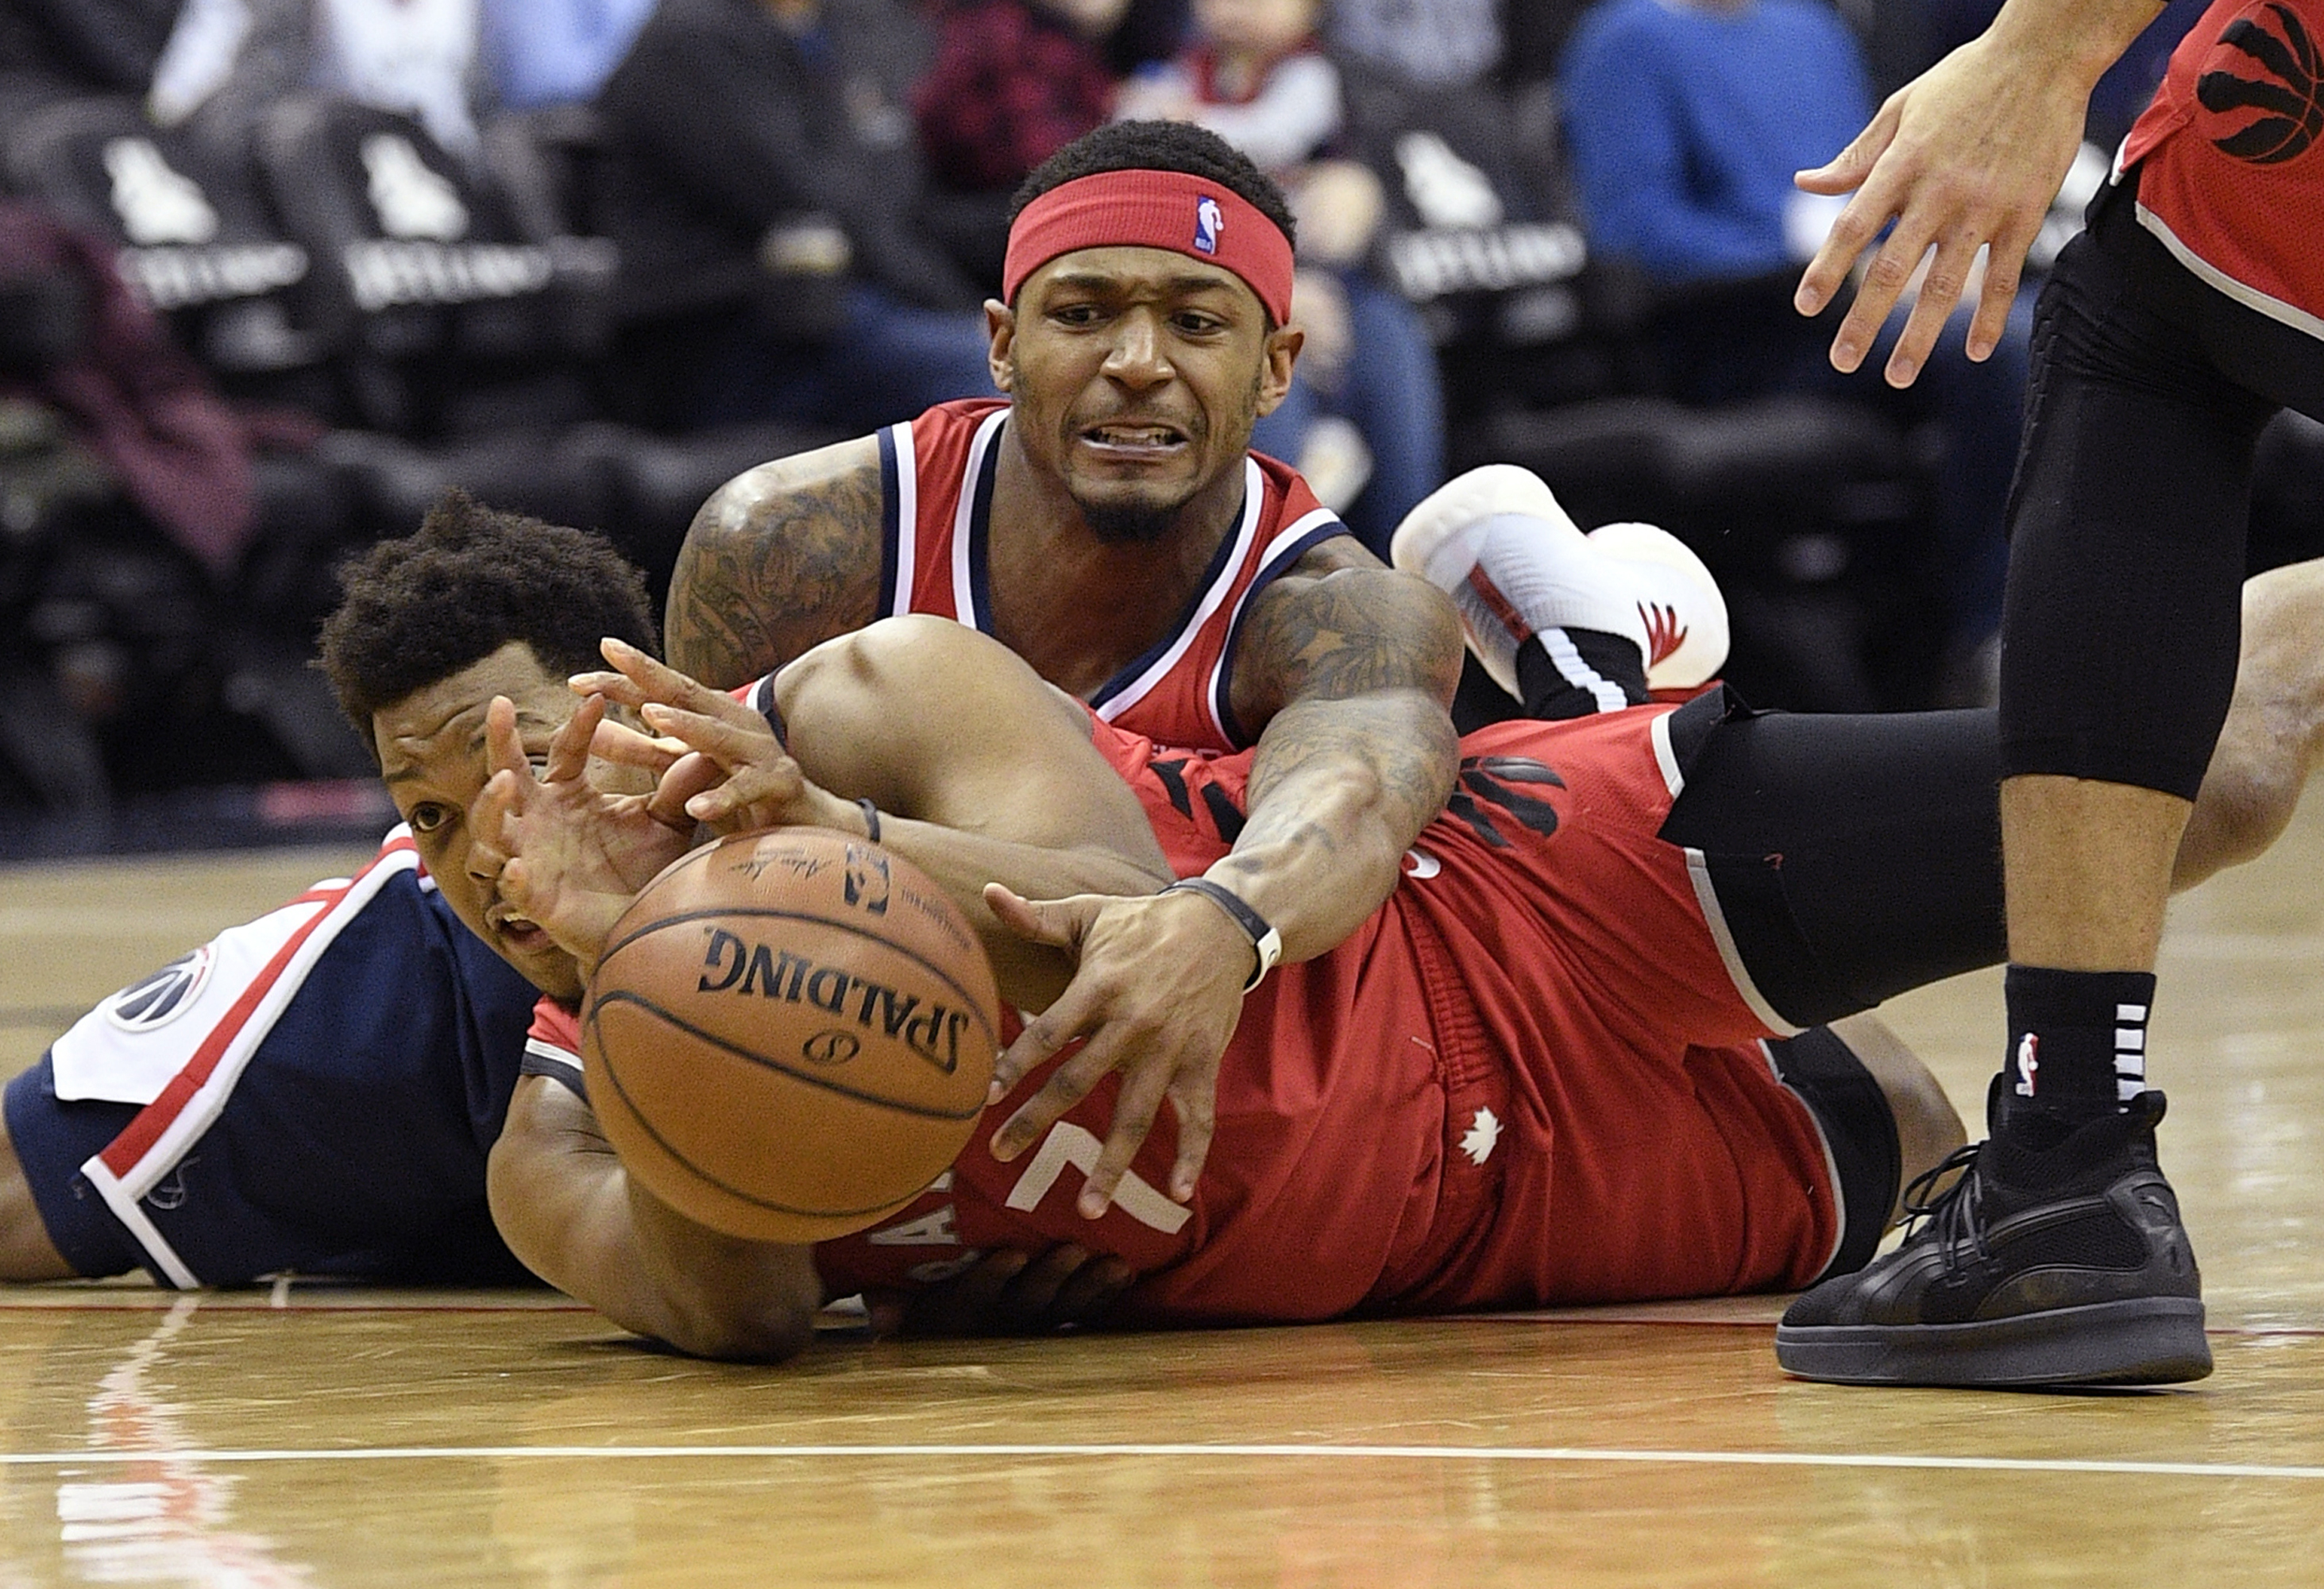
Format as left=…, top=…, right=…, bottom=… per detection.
left=805, top=706, right=1844, bottom=1324
left=2118, top=0, right=2324, bottom=340
left=873, top=397, right=1353, bottom=750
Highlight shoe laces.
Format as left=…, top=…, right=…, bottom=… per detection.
left=1901, top=1142, right=1989, bottom=1265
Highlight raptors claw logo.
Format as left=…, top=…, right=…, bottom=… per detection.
left=2199, top=2, right=2322, bottom=165
left=1442, top=756, right=1566, bottom=849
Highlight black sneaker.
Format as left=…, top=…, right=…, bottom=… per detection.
left=1774, top=1090, right=2210, bottom=1387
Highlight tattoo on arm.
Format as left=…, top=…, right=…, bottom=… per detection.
left=1206, top=569, right=1464, bottom=949
left=1232, top=566, right=1465, bottom=729
left=664, top=447, right=886, bottom=689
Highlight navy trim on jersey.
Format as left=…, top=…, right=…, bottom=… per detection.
left=964, top=430, right=1002, bottom=635
left=1079, top=495, right=1251, bottom=715
left=875, top=426, right=903, bottom=619
left=1209, top=517, right=1353, bottom=750
left=521, top=1041, right=587, bottom=1101
left=750, top=673, right=787, bottom=747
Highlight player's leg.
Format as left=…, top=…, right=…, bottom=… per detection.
left=1390, top=465, right=1728, bottom=718
left=1823, top=1013, right=1968, bottom=1226
left=1778, top=176, right=2324, bottom=1387
left=2173, top=557, right=2324, bottom=887
left=2, top=1057, right=152, bottom=1281
left=1658, top=694, right=2007, bottom=1030
left=1762, top=1015, right=1967, bottom=1284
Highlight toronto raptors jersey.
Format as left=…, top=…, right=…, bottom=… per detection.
left=871, top=397, right=1353, bottom=750
left=2119, top=0, right=2324, bottom=339
left=532, top=707, right=1844, bottom=1324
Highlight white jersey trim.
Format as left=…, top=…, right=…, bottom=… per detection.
left=886, top=419, right=920, bottom=619
left=75, top=831, right=421, bottom=1289
left=1681, top=845, right=1802, bottom=1038
left=1096, top=456, right=1267, bottom=728
left=2135, top=203, right=2324, bottom=345
left=948, top=408, right=1010, bottom=630
left=1760, top=1038, right=1851, bottom=1282
left=1650, top=707, right=1685, bottom=799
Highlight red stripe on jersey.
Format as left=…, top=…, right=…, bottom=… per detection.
left=93, top=838, right=415, bottom=1177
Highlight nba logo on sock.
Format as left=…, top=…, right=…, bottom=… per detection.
left=1194, top=195, right=1224, bottom=256
left=2013, top=1031, right=2040, bottom=1096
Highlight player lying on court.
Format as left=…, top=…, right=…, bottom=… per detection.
left=10, top=489, right=2324, bottom=1366
left=465, top=541, right=2324, bottom=1374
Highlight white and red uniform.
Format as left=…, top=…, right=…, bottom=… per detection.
left=2118, top=0, right=2324, bottom=341
left=871, top=397, right=1353, bottom=750
left=530, top=706, right=1844, bottom=1324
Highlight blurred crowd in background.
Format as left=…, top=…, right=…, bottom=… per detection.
left=2, top=0, right=2320, bottom=843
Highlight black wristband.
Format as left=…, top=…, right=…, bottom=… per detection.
left=1160, top=876, right=1283, bottom=993
left=855, top=797, right=882, bottom=845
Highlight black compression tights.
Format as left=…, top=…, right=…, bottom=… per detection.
left=1998, top=179, right=2313, bottom=800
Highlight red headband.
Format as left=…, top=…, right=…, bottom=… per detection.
left=1002, top=169, right=1295, bottom=326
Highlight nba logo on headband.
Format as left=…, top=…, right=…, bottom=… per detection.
left=1194, top=195, right=1224, bottom=256
left=1002, top=171, right=1294, bottom=324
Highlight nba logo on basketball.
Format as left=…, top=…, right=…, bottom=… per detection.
left=1194, top=195, right=1224, bottom=256
left=844, top=846, right=891, bottom=915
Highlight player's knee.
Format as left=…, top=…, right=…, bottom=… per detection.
left=2176, top=748, right=2296, bottom=889
left=1825, top=1013, right=1966, bottom=1225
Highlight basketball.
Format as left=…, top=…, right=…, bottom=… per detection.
left=580, top=826, right=1002, bottom=1244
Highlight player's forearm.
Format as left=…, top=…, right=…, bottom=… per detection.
left=488, top=1087, right=821, bottom=1362
left=1203, top=689, right=1457, bottom=964
left=1979, top=0, right=2167, bottom=87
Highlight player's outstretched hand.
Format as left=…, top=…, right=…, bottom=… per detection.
left=569, top=637, right=831, bottom=834
left=980, top=883, right=1255, bottom=1218
left=866, top=1245, right=1137, bottom=1338
left=1793, top=25, right=2092, bottom=386
left=471, top=693, right=693, bottom=969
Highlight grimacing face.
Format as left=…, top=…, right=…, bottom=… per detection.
left=373, top=641, right=595, bottom=1003
left=992, top=244, right=1298, bottom=542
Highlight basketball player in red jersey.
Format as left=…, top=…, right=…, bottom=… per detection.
left=662, top=119, right=1480, bottom=1221
left=455, top=559, right=2324, bottom=1366
left=1778, top=0, right=2324, bottom=1384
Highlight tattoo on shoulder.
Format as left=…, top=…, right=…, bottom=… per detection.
left=666, top=447, right=886, bottom=688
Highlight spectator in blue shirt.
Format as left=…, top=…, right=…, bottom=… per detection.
left=481, top=0, right=658, bottom=109
left=1561, top=0, right=2035, bottom=701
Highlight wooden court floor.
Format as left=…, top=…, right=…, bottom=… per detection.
left=2, top=799, right=2322, bottom=1586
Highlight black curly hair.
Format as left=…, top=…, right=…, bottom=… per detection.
left=1009, top=120, right=1298, bottom=257
left=318, top=489, right=658, bottom=745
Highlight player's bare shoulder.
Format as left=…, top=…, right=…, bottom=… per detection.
left=666, top=435, right=887, bottom=690
left=1229, top=536, right=1463, bottom=728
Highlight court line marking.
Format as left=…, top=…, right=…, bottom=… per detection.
left=2, top=1443, right=2321, bottom=1480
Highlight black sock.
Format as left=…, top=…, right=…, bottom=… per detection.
left=1515, top=628, right=1649, bottom=720
left=1994, top=965, right=2156, bottom=1147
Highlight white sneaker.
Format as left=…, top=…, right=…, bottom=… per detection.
left=1389, top=464, right=1581, bottom=695
left=1584, top=522, right=1729, bottom=690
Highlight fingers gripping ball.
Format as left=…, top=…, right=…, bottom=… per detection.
left=582, top=828, right=1002, bottom=1243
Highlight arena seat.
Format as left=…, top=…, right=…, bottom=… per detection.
left=253, top=97, right=589, bottom=435
left=2, top=95, right=327, bottom=401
